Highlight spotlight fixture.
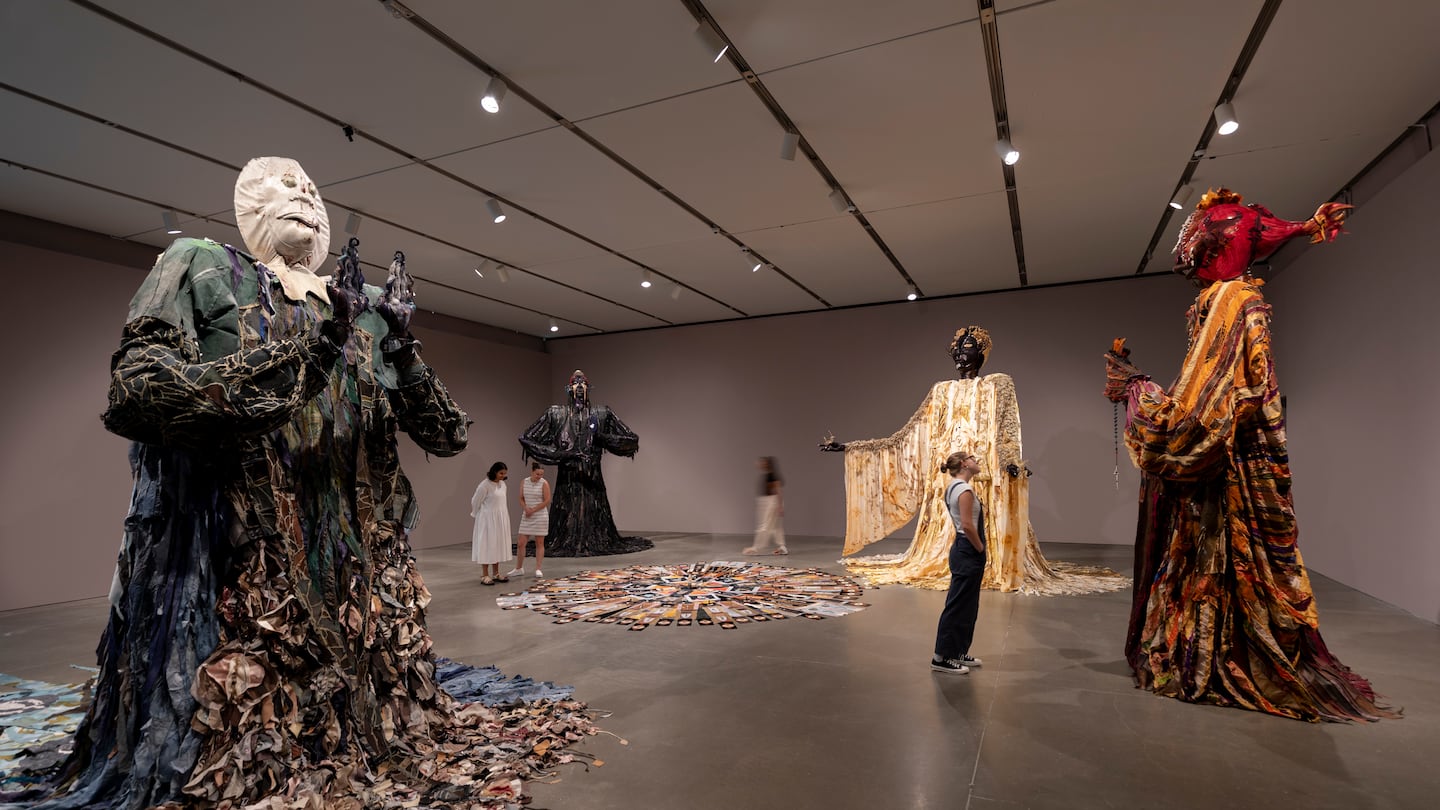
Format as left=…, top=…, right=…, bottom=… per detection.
left=670, top=283, right=683, bottom=301
left=694, top=19, right=729, bottom=63
left=474, top=259, right=492, bottom=278
left=548, top=318, right=559, bottom=333
left=161, top=210, right=182, bottom=234
left=740, top=248, right=762, bottom=273
left=906, top=285, right=918, bottom=301
left=495, top=264, right=511, bottom=283
left=641, top=269, right=653, bottom=288
left=1214, top=101, right=1239, bottom=135
left=828, top=188, right=855, bottom=214
left=995, top=137, right=1020, bottom=165
left=344, top=211, right=363, bottom=235
left=780, top=130, right=799, bottom=161
left=481, top=75, right=507, bottom=114
left=1168, top=184, right=1194, bottom=210
left=381, top=0, right=414, bottom=19
left=485, top=197, right=506, bottom=224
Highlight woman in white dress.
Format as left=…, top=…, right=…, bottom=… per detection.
left=471, top=461, right=512, bottom=585
left=508, top=462, right=552, bottom=579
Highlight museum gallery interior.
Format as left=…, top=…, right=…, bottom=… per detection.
left=0, top=1, right=1436, bottom=808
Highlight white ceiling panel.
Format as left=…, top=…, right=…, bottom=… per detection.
left=87, top=0, right=557, bottom=159
left=624, top=236, right=824, bottom=317
left=1221, top=0, right=1440, bottom=154
left=866, top=193, right=1019, bottom=296
left=2, top=0, right=1435, bottom=337
left=0, top=91, right=239, bottom=226
left=433, top=127, right=714, bottom=252
left=712, top=0, right=973, bottom=73
left=0, top=2, right=406, bottom=185
left=527, top=251, right=738, bottom=325
left=582, top=81, right=840, bottom=234
left=0, top=163, right=167, bottom=244
left=321, top=163, right=600, bottom=267
left=762, top=23, right=999, bottom=213
left=1001, top=0, right=1261, bottom=285
left=738, top=215, right=902, bottom=306
left=407, top=0, right=733, bottom=123
left=320, top=211, right=661, bottom=333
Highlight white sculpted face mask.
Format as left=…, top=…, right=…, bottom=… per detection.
left=234, top=157, right=331, bottom=274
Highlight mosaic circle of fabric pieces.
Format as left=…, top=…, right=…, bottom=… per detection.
left=496, top=561, right=869, bottom=630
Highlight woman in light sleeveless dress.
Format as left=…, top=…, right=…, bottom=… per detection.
left=509, top=462, right=551, bottom=578
left=471, top=461, right=512, bottom=585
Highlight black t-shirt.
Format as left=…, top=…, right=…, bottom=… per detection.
left=759, top=472, right=780, bottom=496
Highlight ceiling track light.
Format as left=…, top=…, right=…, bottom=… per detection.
left=641, top=269, right=653, bottom=288
left=161, top=209, right=182, bottom=235
left=995, top=137, right=1020, bottom=165
left=481, top=75, right=507, bottom=114
left=670, top=283, right=683, bottom=301
left=906, top=285, right=918, bottom=301
left=694, top=19, right=729, bottom=63
left=739, top=247, right=762, bottom=273
left=1169, top=184, right=1195, bottom=210
left=344, top=211, right=363, bottom=235
left=548, top=317, right=559, bottom=333
left=495, top=264, right=511, bottom=283
left=1214, top=101, right=1239, bottom=135
left=485, top=197, right=506, bottom=224
left=474, top=259, right=492, bottom=278
left=779, top=130, right=799, bottom=161
left=828, top=188, right=855, bottom=214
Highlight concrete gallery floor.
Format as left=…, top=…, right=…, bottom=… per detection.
left=1, top=535, right=1436, bottom=809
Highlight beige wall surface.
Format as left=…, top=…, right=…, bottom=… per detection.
left=545, top=275, right=1198, bottom=548
left=1269, top=147, right=1440, bottom=623
left=0, top=240, right=549, bottom=611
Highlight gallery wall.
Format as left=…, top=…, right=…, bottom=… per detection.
left=545, top=274, right=1198, bottom=548
left=1268, top=146, right=1440, bottom=623
left=0, top=237, right=550, bottom=611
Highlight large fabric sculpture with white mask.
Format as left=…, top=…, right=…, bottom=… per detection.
left=828, top=327, right=1128, bottom=596
left=16, top=158, right=598, bottom=809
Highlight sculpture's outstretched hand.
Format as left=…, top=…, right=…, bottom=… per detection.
left=377, top=250, right=423, bottom=366
left=1104, top=337, right=1145, bottom=403
left=1005, top=463, right=1034, bottom=479
left=818, top=432, right=847, bottom=453
left=322, top=237, right=368, bottom=348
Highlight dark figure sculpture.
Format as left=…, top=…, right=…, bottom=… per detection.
left=519, top=370, right=652, bottom=556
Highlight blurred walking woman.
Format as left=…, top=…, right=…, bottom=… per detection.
left=931, top=451, right=985, bottom=674
left=743, top=456, right=787, bottom=555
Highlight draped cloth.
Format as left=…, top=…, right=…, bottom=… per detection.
left=21, top=239, right=597, bottom=810
left=1119, top=278, right=1396, bottom=722
left=520, top=404, right=653, bottom=557
left=840, top=375, right=1128, bottom=595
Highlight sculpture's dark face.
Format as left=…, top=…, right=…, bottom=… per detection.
left=951, top=335, right=985, bottom=379
left=566, top=371, right=590, bottom=407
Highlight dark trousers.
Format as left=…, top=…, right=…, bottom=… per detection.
left=934, top=532, right=986, bottom=659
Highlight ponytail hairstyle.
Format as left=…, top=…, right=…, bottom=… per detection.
left=940, top=451, right=974, bottom=475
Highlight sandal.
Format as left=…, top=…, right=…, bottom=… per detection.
left=773, top=547, right=788, bottom=555
left=481, top=576, right=495, bottom=586
left=495, top=575, right=509, bottom=583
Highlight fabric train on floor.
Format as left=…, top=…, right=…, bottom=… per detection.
left=840, top=376, right=1129, bottom=596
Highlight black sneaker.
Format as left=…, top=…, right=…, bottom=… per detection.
left=957, top=655, right=982, bottom=667
left=930, top=658, right=970, bottom=674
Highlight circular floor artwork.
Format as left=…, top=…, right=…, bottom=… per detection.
left=496, top=561, right=869, bottom=631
